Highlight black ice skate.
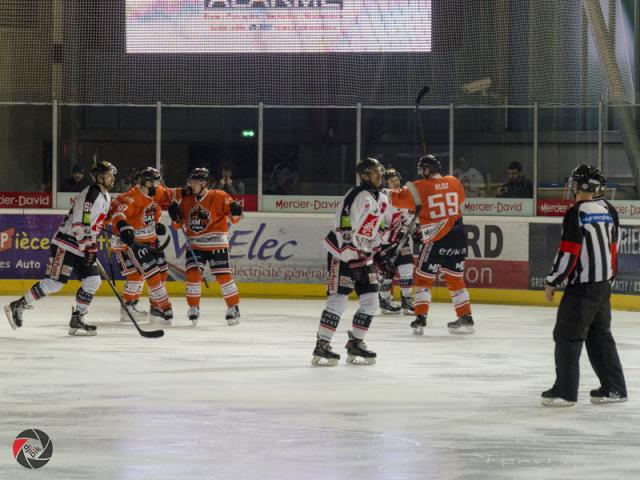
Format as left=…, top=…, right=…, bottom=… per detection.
left=120, top=300, right=148, bottom=322
left=311, top=336, right=340, bottom=366
left=345, top=331, right=376, bottom=365
left=150, top=306, right=173, bottom=324
left=188, top=306, right=200, bottom=326
left=379, top=295, right=401, bottom=315
left=4, top=297, right=28, bottom=330
left=225, top=305, right=240, bottom=326
left=541, top=388, right=575, bottom=407
left=401, top=295, right=415, bottom=315
left=410, top=315, right=427, bottom=335
left=447, top=315, right=475, bottom=334
left=68, top=309, right=97, bottom=336
left=590, top=387, right=628, bottom=404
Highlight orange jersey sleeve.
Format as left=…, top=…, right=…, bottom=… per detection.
left=110, top=187, right=158, bottom=247
left=153, top=185, right=174, bottom=209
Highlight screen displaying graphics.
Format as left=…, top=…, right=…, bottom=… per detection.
left=126, top=1, right=432, bottom=53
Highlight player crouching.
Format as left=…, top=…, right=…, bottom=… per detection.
left=4, top=161, right=117, bottom=336
left=312, top=158, right=390, bottom=366
left=167, top=168, right=244, bottom=326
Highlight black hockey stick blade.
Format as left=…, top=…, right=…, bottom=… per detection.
left=415, top=86, right=430, bottom=109
left=100, top=226, right=171, bottom=254
left=135, top=235, right=171, bottom=254
left=95, top=260, right=164, bottom=338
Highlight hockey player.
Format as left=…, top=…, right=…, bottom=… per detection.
left=389, top=154, right=475, bottom=335
left=167, top=167, right=244, bottom=325
left=110, top=167, right=173, bottom=323
left=312, top=158, right=390, bottom=366
left=378, top=167, right=415, bottom=315
left=4, top=161, right=118, bottom=336
left=541, top=164, right=627, bottom=406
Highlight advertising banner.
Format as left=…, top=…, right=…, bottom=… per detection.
left=126, top=0, right=432, bottom=54
left=528, top=223, right=640, bottom=295
left=0, top=213, right=532, bottom=291
left=462, top=198, right=533, bottom=216
left=262, top=195, right=342, bottom=214
left=536, top=199, right=572, bottom=217
left=0, top=192, right=52, bottom=209
left=538, top=199, right=640, bottom=220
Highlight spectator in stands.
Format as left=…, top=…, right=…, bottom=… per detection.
left=453, top=156, right=485, bottom=197
left=496, top=161, right=533, bottom=198
left=266, top=152, right=300, bottom=195
left=114, top=168, right=138, bottom=193
left=216, top=164, right=245, bottom=195
left=60, top=163, right=90, bottom=192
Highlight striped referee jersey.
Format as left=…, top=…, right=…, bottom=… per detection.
left=546, top=199, right=619, bottom=287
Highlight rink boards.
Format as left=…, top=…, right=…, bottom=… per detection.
left=0, top=210, right=639, bottom=310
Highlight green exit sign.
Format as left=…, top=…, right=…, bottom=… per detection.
left=241, top=129, right=255, bottom=138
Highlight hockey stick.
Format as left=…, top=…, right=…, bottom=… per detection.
left=414, top=86, right=430, bottom=154
left=95, top=259, right=164, bottom=338
left=100, top=226, right=171, bottom=254
left=384, top=87, right=430, bottom=265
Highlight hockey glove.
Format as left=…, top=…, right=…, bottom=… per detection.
left=374, top=248, right=396, bottom=277
left=83, top=244, right=98, bottom=267
left=230, top=202, right=243, bottom=217
left=117, top=221, right=135, bottom=247
left=155, top=222, right=167, bottom=236
left=168, top=202, right=182, bottom=223
left=348, top=259, right=370, bottom=284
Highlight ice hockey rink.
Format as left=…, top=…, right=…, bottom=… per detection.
left=1, top=296, right=638, bottom=480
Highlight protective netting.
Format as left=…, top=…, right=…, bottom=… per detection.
left=0, top=0, right=636, bottom=106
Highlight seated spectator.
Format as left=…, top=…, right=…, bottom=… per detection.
left=496, top=161, right=533, bottom=198
left=453, top=156, right=485, bottom=197
left=216, top=164, right=245, bottom=195
left=60, top=163, right=90, bottom=192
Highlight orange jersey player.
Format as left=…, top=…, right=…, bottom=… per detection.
left=389, top=154, right=475, bottom=335
left=110, top=167, right=173, bottom=323
left=166, top=167, right=244, bottom=325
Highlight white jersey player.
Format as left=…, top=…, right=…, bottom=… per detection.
left=313, top=158, right=390, bottom=366
left=4, top=161, right=117, bottom=336
left=378, top=167, right=415, bottom=315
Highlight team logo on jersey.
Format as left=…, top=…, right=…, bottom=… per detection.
left=143, top=206, right=156, bottom=226
left=358, top=214, right=379, bottom=238
left=188, top=205, right=211, bottom=233
left=13, top=429, right=53, bottom=469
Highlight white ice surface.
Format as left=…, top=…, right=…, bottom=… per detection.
left=1, top=296, right=638, bottom=480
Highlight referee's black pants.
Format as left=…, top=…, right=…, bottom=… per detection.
left=552, top=281, right=627, bottom=402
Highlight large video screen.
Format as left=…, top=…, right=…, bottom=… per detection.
left=126, top=1, right=432, bottom=53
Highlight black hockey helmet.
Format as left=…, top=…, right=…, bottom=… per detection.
left=356, top=157, right=382, bottom=177
left=384, top=166, right=402, bottom=183
left=417, top=154, right=442, bottom=176
left=90, top=160, right=117, bottom=177
left=138, top=166, right=161, bottom=184
left=570, top=164, right=601, bottom=193
left=188, top=167, right=210, bottom=182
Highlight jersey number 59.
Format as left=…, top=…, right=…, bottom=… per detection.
left=427, top=192, right=459, bottom=219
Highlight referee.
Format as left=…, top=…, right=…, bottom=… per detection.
left=542, top=164, right=627, bottom=407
